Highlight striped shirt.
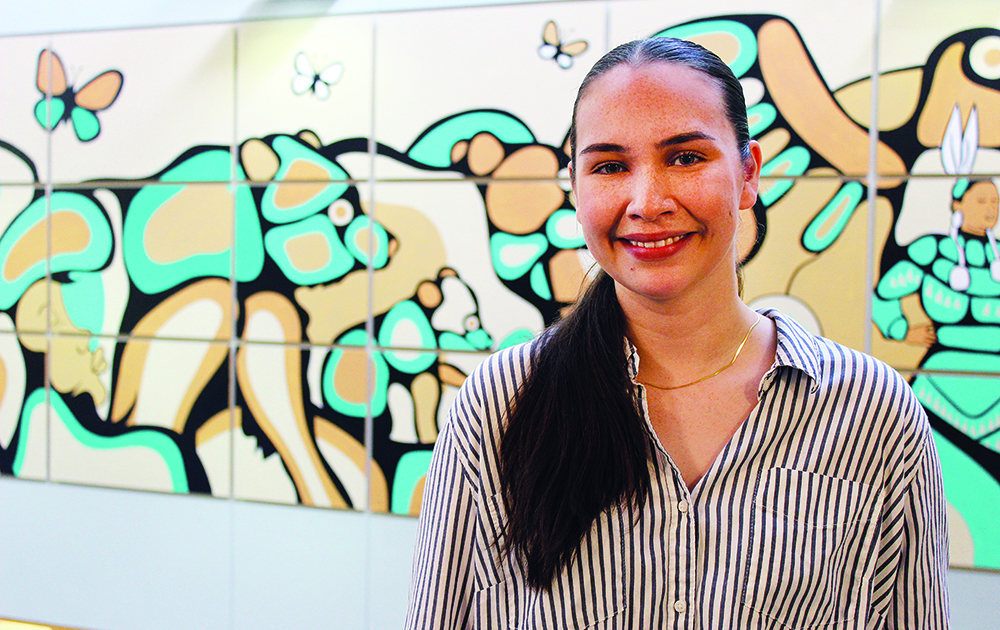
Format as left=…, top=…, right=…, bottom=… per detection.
left=406, top=309, right=949, bottom=629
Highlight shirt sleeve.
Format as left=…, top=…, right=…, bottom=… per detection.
left=404, top=413, right=480, bottom=630
left=886, top=424, right=950, bottom=629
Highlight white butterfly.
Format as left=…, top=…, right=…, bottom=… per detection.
left=538, top=21, right=588, bottom=70
left=291, top=52, right=343, bottom=100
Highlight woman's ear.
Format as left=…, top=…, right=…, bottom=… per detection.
left=740, top=140, right=763, bottom=210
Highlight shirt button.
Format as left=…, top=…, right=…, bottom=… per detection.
left=677, top=500, right=689, bottom=513
left=674, top=600, right=687, bottom=614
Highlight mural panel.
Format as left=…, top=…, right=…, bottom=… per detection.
left=0, top=2, right=996, bottom=570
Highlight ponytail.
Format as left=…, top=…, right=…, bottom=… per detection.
left=499, top=271, right=651, bottom=589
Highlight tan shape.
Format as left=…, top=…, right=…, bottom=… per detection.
left=486, top=146, right=564, bottom=234
left=411, top=371, right=440, bottom=444
left=333, top=347, right=369, bottom=405
left=285, top=232, right=331, bottom=273
left=273, top=164, right=330, bottom=211
left=315, top=416, right=388, bottom=512
left=296, top=202, right=445, bottom=345
left=758, top=19, right=905, bottom=180
left=548, top=248, right=589, bottom=303
left=416, top=280, right=442, bottom=309
left=37, top=49, right=67, bottom=95
left=195, top=408, right=236, bottom=448
left=74, top=71, right=122, bottom=111
left=16, top=281, right=106, bottom=405
left=144, top=184, right=233, bottom=264
left=688, top=32, right=741, bottom=68
left=241, top=139, right=280, bottom=182
left=756, top=128, right=791, bottom=166
left=238, top=292, right=345, bottom=508
left=5, top=211, right=89, bottom=282
left=918, top=43, right=1000, bottom=148
left=467, top=132, right=505, bottom=176
left=785, top=197, right=892, bottom=350
left=437, top=363, right=466, bottom=388
left=743, top=170, right=842, bottom=301
left=834, top=69, right=923, bottom=131
left=298, top=130, right=322, bottom=149
left=408, top=475, right=426, bottom=516
left=114, top=279, right=232, bottom=430
left=451, top=140, right=469, bottom=164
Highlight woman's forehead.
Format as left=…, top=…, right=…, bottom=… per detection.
left=574, top=63, right=730, bottom=137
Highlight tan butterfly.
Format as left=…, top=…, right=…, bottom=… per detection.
left=538, top=20, right=588, bottom=69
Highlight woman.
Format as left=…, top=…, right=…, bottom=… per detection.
left=407, top=38, right=948, bottom=630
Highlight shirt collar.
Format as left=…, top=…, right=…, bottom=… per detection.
left=624, top=308, right=821, bottom=393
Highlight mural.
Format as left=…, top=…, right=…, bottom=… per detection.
left=0, top=8, right=996, bottom=571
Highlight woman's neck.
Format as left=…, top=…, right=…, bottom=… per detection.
left=618, top=284, right=758, bottom=388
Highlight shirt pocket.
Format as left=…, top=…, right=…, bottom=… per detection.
left=741, top=468, right=882, bottom=629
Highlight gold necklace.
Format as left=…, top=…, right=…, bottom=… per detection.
left=637, top=313, right=761, bottom=391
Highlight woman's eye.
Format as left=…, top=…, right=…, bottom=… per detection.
left=593, top=162, right=625, bottom=174
left=672, top=152, right=703, bottom=166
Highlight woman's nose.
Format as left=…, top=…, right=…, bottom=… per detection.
left=626, top=170, right=674, bottom=220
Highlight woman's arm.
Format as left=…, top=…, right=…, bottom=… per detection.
left=886, top=425, right=950, bottom=629
left=405, top=420, right=480, bottom=630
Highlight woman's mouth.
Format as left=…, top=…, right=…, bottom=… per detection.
left=626, top=234, right=687, bottom=248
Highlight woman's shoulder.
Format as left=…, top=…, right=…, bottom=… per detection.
left=766, top=308, right=925, bottom=427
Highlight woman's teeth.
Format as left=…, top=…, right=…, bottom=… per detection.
left=629, top=235, right=683, bottom=248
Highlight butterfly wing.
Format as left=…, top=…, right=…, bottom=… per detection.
left=36, top=48, right=68, bottom=96
left=542, top=20, right=560, bottom=47
left=35, top=95, right=66, bottom=130
left=318, top=62, right=343, bottom=87
left=75, top=70, right=123, bottom=111
left=292, top=52, right=318, bottom=95
left=561, top=40, right=588, bottom=56
left=70, top=107, right=101, bottom=142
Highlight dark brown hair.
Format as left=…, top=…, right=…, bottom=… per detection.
left=499, top=37, right=751, bottom=590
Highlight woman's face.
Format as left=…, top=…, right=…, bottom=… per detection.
left=571, top=62, right=760, bottom=307
left=955, top=180, right=999, bottom=236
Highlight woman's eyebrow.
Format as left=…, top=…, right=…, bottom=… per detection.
left=579, top=132, right=717, bottom=156
left=657, top=132, right=716, bottom=148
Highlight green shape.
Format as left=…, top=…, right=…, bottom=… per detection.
left=802, top=182, right=863, bottom=253
left=70, top=107, right=100, bottom=142
left=324, top=330, right=387, bottom=417
left=0, top=191, right=112, bottom=309
left=465, top=328, right=492, bottom=350
left=261, top=136, right=349, bottom=224
left=379, top=301, right=437, bottom=373
left=876, top=260, right=923, bottom=300
left=655, top=20, right=758, bottom=78
left=938, top=236, right=960, bottom=264
left=759, top=146, right=810, bottom=206
left=124, top=173, right=257, bottom=294
left=344, top=215, right=390, bottom=268
left=407, top=111, right=535, bottom=168
left=971, top=298, right=1000, bottom=323
left=932, top=429, right=1000, bottom=569
left=530, top=262, right=552, bottom=300
left=937, top=325, right=1000, bottom=353
left=871, top=293, right=908, bottom=341
left=264, top=215, right=355, bottom=286
left=14, top=388, right=188, bottom=492
left=969, top=266, right=1000, bottom=297
left=545, top=209, right=585, bottom=249
left=391, top=450, right=434, bottom=515
left=966, top=239, right=987, bottom=267
left=746, top=103, right=776, bottom=138
left=924, top=371, right=1000, bottom=419
left=922, top=350, right=1000, bottom=374
left=908, top=235, right=938, bottom=266
left=490, top=232, right=548, bottom=281
left=34, top=97, right=65, bottom=130
left=63, top=271, right=105, bottom=350
left=498, top=328, right=535, bottom=349
left=438, top=331, right=475, bottom=351
left=921, top=276, right=968, bottom=323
